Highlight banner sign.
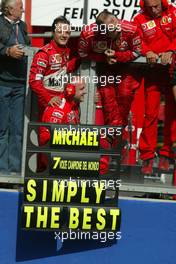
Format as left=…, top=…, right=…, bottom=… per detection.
left=50, top=153, right=100, bottom=177
left=31, top=0, right=141, bottom=27
left=24, top=178, right=106, bottom=204
left=22, top=123, right=122, bottom=233
left=22, top=204, right=121, bottom=231
left=28, top=124, right=122, bottom=153
left=50, top=126, right=100, bottom=151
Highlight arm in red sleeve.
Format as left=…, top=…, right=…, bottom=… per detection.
left=166, top=5, right=176, bottom=52
left=78, top=30, right=106, bottom=62
left=115, top=26, right=142, bottom=62
left=67, top=56, right=81, bottom=73
left=132, top=15, right=151, bottom=55
left=115, top=50, right=140, bottom=62
left=29, top=51, right=52, bottom=108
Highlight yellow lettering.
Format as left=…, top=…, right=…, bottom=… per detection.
left=52, top=180, right=65, bottom=202
left=79, top=132, right=87, bottom=145
left=67, top=160, right=71, bottom=169
left=53, top=157, right=61, bottom=169
left=60, top=160, right=67, bottom=169
left=81, top=181, right=89, bottom=203
left=69, top=208, right=79, bottom=229
left=87, top=132, right=93, bottom=146
left=52, top=129, right=99, bottom=147
left=24, top=206, right=34, bottom=228
left=82, top=161, right=87, bottom=170
left=72, top=131, right=80, bottom=145
left=67, top=181, right=77, bottom=202
left=52, top=129, right=62, bottom=145
left=62, top=131, right=66, bottom=145
left=42, top=180, right=47, bottom=202
left=93, top=132, right=99, bottom=146
left=68, top=160, right=82, bottom=170
left=94, top=182, right=105, bottom=204
left=50, top=207, right=60, bottom=228
left=26, top=179, right=36, bottom=202
left=82, top=208, right=92, bottom=230
left=88, top=161, right=99, bottom=171
left=36, top=207, right=48, bottom=228
left=96, top=208, right=106, bottom=230
left=66, top=131, right=72, bottom=145
left=110, top=209, right=120, bottom=231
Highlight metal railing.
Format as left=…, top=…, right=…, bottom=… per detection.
left=0, top=44, right=175, bottom=196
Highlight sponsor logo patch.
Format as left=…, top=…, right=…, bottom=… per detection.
left=132, top=36, right=141, bottom=46
left=35, top=74, right=43, bottom=80
left=119, top=41, right=128, bottom=50
left=37, top=58, right=47, bottom=68
left=79, top=39, right=87, bottom=47
left=67, top=111, right=76, bottom=122
left=142, top=20, right=156, bottom=31
left=52, top=111, right=64, bottom=119
left=48, top=77, right=63, bottom=87
left=144, top=29, right=156, bottom=37
left=161, top=16, right=170, bottom=25
left=93, top=41, right=108, bottom=52
left=49, top=54, right=62, bottom=65
left=51, top=64, right=61, bottom=70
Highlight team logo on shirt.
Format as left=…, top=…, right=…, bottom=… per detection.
left=132, top=36, right=141, bottom=46
left=37, top=58, right=47, bottom=68
left=98, top=41, right=107, bottom=49
left=49, top=54, right=65, bottom=70
left=142, top=20, right=156, bottom=31
left=161, top=16, right=172, bottom=25
left=79, top=39, right=88, bottom=47
left=52, top=111, right=64, bottom=119
left=93, top=41, right=108, bottom=53
left=49, top=54, right=62, bottom=64
left=119, top=41, right=128, bottom=51
left=148, top=21, right=155, bottom=28
left=67, top=111, right=76, bottom=123
left=35, top=74, right=43, bottom=80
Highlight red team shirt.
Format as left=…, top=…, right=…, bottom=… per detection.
left=133, top=3, right=176, bottom=54
left=78, top=20, right=142, bottom=63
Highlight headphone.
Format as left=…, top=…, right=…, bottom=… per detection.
left=140, top=0, right=169, bottom=9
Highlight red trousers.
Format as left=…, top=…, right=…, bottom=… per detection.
left=139, top=65, right=176, bottom=160
left=97, top=64, right=141, bottom=126
left=97, top=63, right=176, bottom=161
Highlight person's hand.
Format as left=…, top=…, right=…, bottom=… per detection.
left=146, top=51, right=159, bottom=64
left=48, top=96, right=62, bottom=107
left=104, top=49, right=115, bottom=57
left=105, top=49, right=117, bottom=64
left=107, top=57, right=117, bottom=65
left=8, top=45, right=24, bottom=59
left=160, top=51, right=173, bottom=65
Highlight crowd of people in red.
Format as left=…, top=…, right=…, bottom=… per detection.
left=0, top=0, right=175, bottom=177
left=29, top=0, right=176, bottom=176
